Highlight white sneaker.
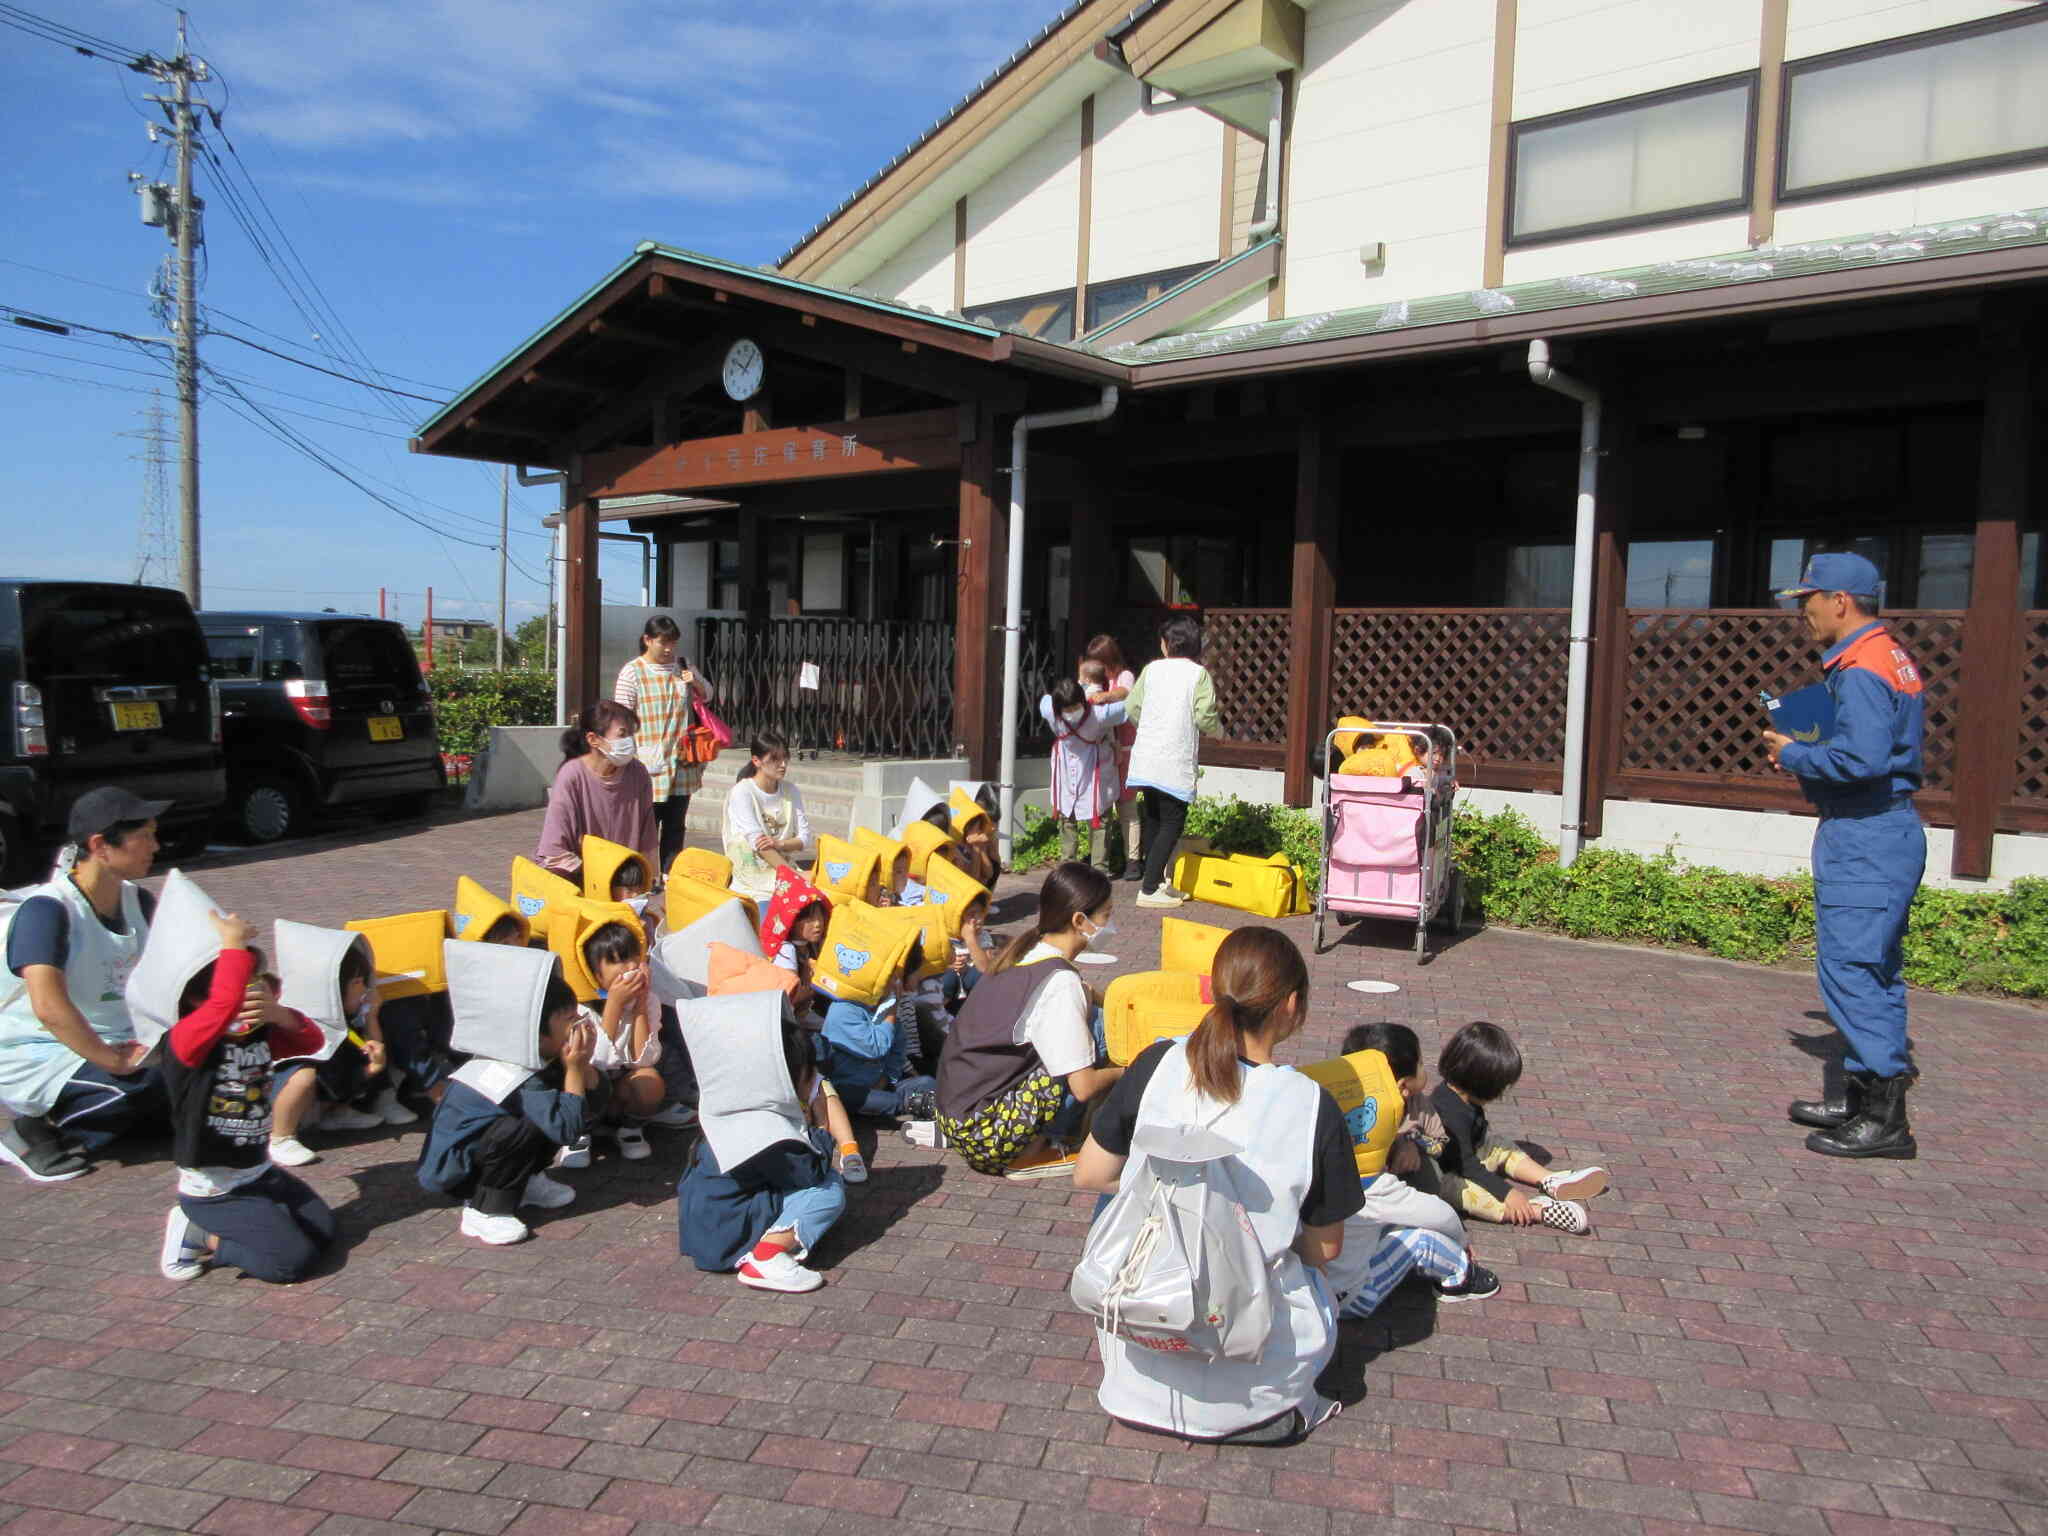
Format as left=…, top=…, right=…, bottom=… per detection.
left=838, top=1150, right=868, bottom=1184
left=553, top=1136, right=591, bottom=1170
left=269, top=1137, right=318, bottom=1167
left=321, top=1103, right=384, bottom=1132
left=1532, top=1195, right=1591, bottom=1235
left=901, top=1119, right=946, bottom=1149
left=645, top=1102, right=698, bottom=1129
left=615, top=1125, right=652, bottom=1161
left=1135, top=889, right=1185, bottom=910
left=1540, top=1166, right=1608, bottom=1201
left=521, top=1170, right=576, bottom=1209
left=737, top=1248, right=824, bottom=1293
left=459, top=1205, right=530, bottom=1246
left=1162, top=884, right=1193, bottom=902
left=159, top=1207, right=208, bottom=1281
left=371, top=1087, right=417, bottom=1126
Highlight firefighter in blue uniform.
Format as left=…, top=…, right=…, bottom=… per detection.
left=1763, top=552, right=1923, bottom=1160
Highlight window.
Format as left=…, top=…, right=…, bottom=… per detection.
left=1084, top=262, right=1213, bottom=335
left=714, top=539, right=740, bottom=612
left=1508, top=75, right=1755, bottom=246
left=1765, top=535, right=1890, bottom=605
left=1781, top=10, right=2048, bottom=200
left=965, top=288, right=1075, bottom=343
left=205, top=629, right=260, bottom=680
left=1122, top=535, right=1247, bottom=608
left=2025, top=530, right=2044, bottom=609
left=1915, top=532, right=1973, bottom=609
left=1504, top=544, right=1574, bottom=607
left=1627, top=540, right=1717, bottom=608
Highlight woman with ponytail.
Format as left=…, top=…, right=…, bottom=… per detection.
left=925, top=863, right=1122, bottom=1176
left=1074, top=926, right=1363, bottom=1446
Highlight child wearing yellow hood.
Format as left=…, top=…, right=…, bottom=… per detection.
left=813, top=907, right=937, bottom=1120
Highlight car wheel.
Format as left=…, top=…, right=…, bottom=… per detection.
left=236, top=779, right=298, bottom=844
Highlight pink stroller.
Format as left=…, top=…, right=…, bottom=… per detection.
left=1316, top=723, right=1464, bottom=960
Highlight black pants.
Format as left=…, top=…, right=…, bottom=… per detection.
left=656, top=794, right=691, bottom=871
left=49, top=1063, right=168, bottom=1152
left=459, top=1117, right=559, bottom=1216
left=180, top=1166, right=337, bottom=1283
left=1139, top=788, right=1191, bottom=895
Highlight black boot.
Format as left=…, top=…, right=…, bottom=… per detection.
left=1789, top=1070, right=1869, bottom=1130
left=1805, top=1074, right=1915, bottom=1159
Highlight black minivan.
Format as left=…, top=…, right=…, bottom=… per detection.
left=200, top=612, right=443, bottom=843
left=0, top=579, right=225, bottom=879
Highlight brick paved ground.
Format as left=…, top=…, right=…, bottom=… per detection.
left=3, top=806, right=2046, bottom=1536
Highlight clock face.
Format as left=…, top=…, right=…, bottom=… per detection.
left=722, top=339, right=764, bottom=403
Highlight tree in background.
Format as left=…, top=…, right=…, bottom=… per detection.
left=514, top=613, right=553, bottom=670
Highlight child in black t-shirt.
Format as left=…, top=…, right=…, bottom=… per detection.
left=158, top=912, right=338, bottom=1284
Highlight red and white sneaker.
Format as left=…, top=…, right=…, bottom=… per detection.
left=1532, top=1195, right=1591, bottom=1235
left=737, top=1248, right=824, bottom=1293
left=1540, top=1167, right=1608, bottom=1201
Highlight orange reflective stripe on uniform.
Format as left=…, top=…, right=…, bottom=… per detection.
left=1831, top=627, right=1922, bottom=697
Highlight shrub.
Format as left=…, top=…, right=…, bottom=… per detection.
left=426, top=668, right=556, bottom=757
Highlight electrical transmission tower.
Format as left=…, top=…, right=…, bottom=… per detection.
left=120, top=393, right=176, bottom=585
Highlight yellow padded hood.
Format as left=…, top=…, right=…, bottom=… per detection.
left=450, top=876, right=527, bottom=946
left=509, top=856, right=579, bottom=944
left=344, top=908, right=450, bottom=998
left=920, top=855, right=990, bottom=941
left=811, top=835, right=881, bottom=906
left=1298, top=1049, right=1404, bottom=1178
left=901, top=820, right=957, bottom=883
left=949, top=785, right=993, bottom=838
left=548, top=896, right=645, bottom=1004
left=667, top=872, right=758, bottom=932
left=852, top=827, right=911, bottom=894
left=668, top=847, right=733, bottom=889
left=581, top=835, right=652, bottom=903
left=809, top=900, right=922, bottom=1008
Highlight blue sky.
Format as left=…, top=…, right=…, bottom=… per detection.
left=2, top=0, right=1065, bottom=630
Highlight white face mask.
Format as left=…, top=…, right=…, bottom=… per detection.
left=1080, top=914, right=1117, bottom=949
left=1061, top=708, right=1087, bottom=726
left=625, top=893, right=651, bottom=916
left=599, top=734, right=637, bottom=764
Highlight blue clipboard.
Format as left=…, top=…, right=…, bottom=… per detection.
left=1762, top=682, right=1835, bottom=744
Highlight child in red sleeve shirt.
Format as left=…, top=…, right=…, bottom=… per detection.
left=158, top=911, right=339, bottom=1283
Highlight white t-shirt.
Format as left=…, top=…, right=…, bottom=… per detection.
left=1013, top=942, right=1094, bottom=1078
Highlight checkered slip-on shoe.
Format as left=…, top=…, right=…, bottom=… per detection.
left=1532, top=1196, right=1591, bottom=1235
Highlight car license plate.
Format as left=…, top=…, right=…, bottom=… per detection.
left=110, top=701, right=161, bottom=732
left=368, top=715, right=403, bottom=742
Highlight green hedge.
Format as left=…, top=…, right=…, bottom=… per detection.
left=426, top=668, right=556, bottom=757
left=1014, top=792, right=2048, bottom=999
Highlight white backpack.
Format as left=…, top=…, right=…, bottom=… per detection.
left=1070, top=1116, right=1277, bottom=1362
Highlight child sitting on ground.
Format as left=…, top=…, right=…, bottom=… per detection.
left=677, top=991, right=850, bottom=1293
left=418, top=945, right=606, bottom=1246
left=1416, top=1021, right=1608, bottom=1235
left=813, top=909, right=937, bottom=1120
left=566, top=919, right=666, bottom=1164
left=268, top=937, right=401, bottom=1166
left=155, top=911, right=339, bottom=1284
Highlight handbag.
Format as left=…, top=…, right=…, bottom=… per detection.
left=678, top=724, right=719, bottom=767
left=693, top=695, right=734, bottom=751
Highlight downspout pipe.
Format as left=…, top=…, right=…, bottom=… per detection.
left=518, top=466, right=570, bottom=725
left=1525, top=340, right=1600, bottom=868
left=997, top=386, right=1120, bottom=863
left=1141, top=79, right=1285, bottom=240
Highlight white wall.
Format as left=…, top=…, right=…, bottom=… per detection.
left=1501, top=214, right=1753, bottom=284
left=1283, top=0, right=1495, bottom=318
left=1786, top=0, right=2037, bottom=56
left=1512, top=0, right=1762, bottom=120
left=1088, top=74, right=1226, bottom=285
left=862, top=209, right=955, bottom=310
left=964, top=108, right=1083, bottom=306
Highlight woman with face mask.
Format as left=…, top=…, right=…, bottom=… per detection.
left=919, top=862, right=1122, bottom=1179
left=535, top=702, right=659, bottom=885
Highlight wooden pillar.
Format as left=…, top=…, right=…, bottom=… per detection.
left=1580, top=397, right=1633, bottom=841
left=1068, top=459, right=1114, bottom=659
left=1951, top=335, right=2034, bottom=879
left=562, top=491, right=601, bottom=714
left=1284, top=419, right=1339, bottom=806
left=954, top=405, right=1004, bottom=774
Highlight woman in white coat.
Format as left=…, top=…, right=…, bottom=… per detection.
left=1074, top=926, right=1363, bottom=1446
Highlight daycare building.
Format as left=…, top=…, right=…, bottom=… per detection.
left=412, top=0, right=2048, bottom=888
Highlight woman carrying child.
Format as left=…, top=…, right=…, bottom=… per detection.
left=537, top=702, right=658, bottom=883
left=723, top=732, right=815, bottom=904
left=614, top=615, right=717, bottom=871
left=927, top=863, right=1121, bottom=1176
left=1082, top=636, right=1141, bottom=876
left=1040, top=676, right=1127, bottom=873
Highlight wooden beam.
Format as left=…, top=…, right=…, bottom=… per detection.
left=1750, top=0, right=1789, bottom=247
left=1067, top=458, right=1115, bottom=659
left=587, top=318, right=681, bottom=349
left=1283, top=417, right=1339, bottom=805
left=581, top=408, right=965, bottom=501
left=842, top=370, right=863, bottom=420
left=1951, top=333, right=2033, bottom=878
left=954, top=404, right=1003, bottom=774
left=562, top=489, right=601, bottom=716
left=522, top=370, right=605, bottom=401
left=1483, top=0, right=1518, bottom=288
left=570, top=339, right=729, bottom=453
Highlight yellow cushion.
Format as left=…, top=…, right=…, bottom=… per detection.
left=852, top=828, right=911, bottom=896
left=344, top=909, right=450, bottom=999
left=509, top=856, right=579, bottom=944
left=1298, top=1049, right=1404, bottom=1177
left=885, top=901, right=949, bottom=985
left=581, top=835, right=651, bottom=903
left=1158, top=916, right=1230, bottom=975
left=450, top=876, right=527, bottom=946
left=901, top=820, right=957, bottom=883
left=1103, top=971, right=1211, bottom=1067
left=668, top=873, right=758, bottom=932
left=668, top=848, right=733, bottom=889
left=949, top=785, right=993, bottom=839
left=811, top=834, right=882, bottom=906
left=920, top=855, right=990, bottom=940
left=549, top=896, right=644, bottom=1004
left=810, top=900, right=921, bottom=1008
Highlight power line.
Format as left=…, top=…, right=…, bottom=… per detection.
left=204, top=325, right=448, bottom=402
left=0, top=360, right=162, bottom=397
left=0, top=4, right=150, bottom=66
left=198, top=303, right=457, bottom=391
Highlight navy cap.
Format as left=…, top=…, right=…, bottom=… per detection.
left=67, top=786, right=173, bottom=843
left=1777, top=551, right=1883, bottom=600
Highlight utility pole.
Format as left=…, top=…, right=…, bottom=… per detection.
left=497, top=465, right=509, bottom=670
left=141, top=14, right=206, bottom=608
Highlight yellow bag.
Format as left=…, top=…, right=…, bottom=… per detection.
left=668, top=873, right=758, bottom=932
left=450, top=876, right=527, bottom=946
left=509, top=856, right=579, bottom=944
left=668, top=847, right=733, bottom=889
left=1170, top=848, right=1312, bottom=918
left=1158, top=916, right=1230, bottom=975
left=853, top=828, right=911, bottom=898
left=812, top=834, right=882, bottom=906
left=920, top=855, right=991, bottom=940
left=1298, top=1049, right=1404, bottom=1177
left=549, top=897, right=645, bottom=1003
left=1103, top=971, right=1212, bottom=1066
left=901, top=820, right=957, bottom=883
left=581, top=835, right=653, bottom=903
left=810, top=901, right=922, bottom=1007
left=343, top=909, right=449, bottom=999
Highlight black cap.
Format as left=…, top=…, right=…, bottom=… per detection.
left=67, top=786, right=174, bottom=844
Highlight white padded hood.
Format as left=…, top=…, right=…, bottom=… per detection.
left=274, top=920, right=370, bottom=1064
left=679, top=990, right=807, bottom=1172
left=124, top=869, right=227, bottom=1052
left=444, top=938, right=557, bottom=1074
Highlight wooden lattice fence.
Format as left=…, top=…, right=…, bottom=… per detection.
left=2016, top=613, right=2048, bottom=809
left=1203, top=608, right=1293, bottom=745
left=1621, top=610, right=1964, bottom=791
